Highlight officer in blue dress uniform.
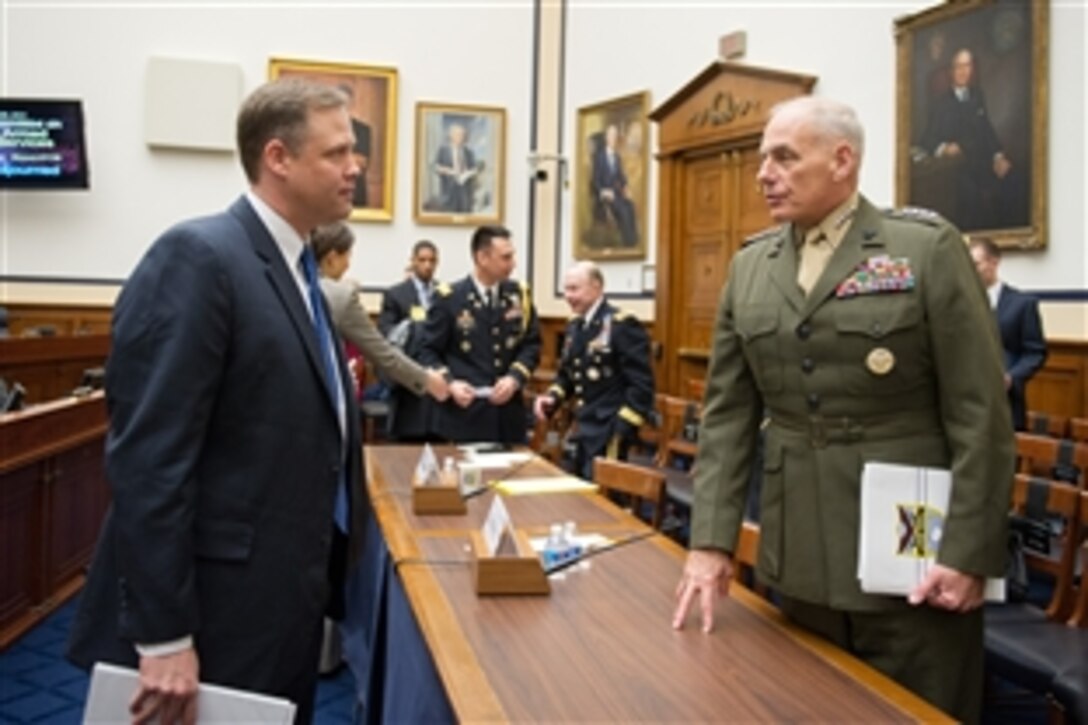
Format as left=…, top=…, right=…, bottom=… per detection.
left=420, top=225, right=541, bottom=445
left=535, top=262, right=654, bottom=479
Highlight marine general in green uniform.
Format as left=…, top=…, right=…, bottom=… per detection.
left=671, top=97, right=1013, bottom=722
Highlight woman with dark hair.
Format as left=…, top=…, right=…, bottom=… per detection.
left=312, top=222, right=448, bottom=403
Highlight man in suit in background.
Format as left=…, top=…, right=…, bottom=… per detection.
left=68, top=79, right=363, bottom=724
left=591, top=124, right=638, bottom=247
left=671, top=97, right=1012, bottom=722
left=534, top=261, right=654, bottom=479
left=378, top=240, right=442, bottom=441
left=339, top=83, right=372, bottom=208
left=433, top=123, right=480, bottom=213
left=919, top=48, right=1013, bottom=231
left=419, top=225, right=541, bottom=445
left=970, top=237, right=1047, bottom=430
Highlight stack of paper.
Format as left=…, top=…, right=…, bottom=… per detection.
left=858, top=461, right=1005, bottom=602
left=84, top=662, right=296, bottom=723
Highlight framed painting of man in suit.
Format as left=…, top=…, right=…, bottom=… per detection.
left=269, top=57, right=398, bottom=223
left=413, top=102, right=506, bottom=226
left=573, top=91, right=650, bottom=261
left=895, top=1, right=1048, bottom=249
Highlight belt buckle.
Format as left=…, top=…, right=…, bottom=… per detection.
left=808, top=415, right=827, bottom=449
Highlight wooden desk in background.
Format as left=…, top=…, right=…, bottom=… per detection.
left=351, top=445, right=950, bottom=722
left=0, top=392, right=110, bottom=649
left=0, top=334, right=110, bottom=404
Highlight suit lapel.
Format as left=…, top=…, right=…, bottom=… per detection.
left=229, top=197, right=335, bottom=416
left=799, top=199, right=886, bottom=321
left=765, top=228, right=805, bottom=315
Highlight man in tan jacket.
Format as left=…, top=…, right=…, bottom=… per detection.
left=671, top=97, right=1013, bottom=722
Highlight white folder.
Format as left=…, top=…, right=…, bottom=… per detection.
left=857, top=461, right=1005, bottom=602
left=83, top=662, right=296, bottom=724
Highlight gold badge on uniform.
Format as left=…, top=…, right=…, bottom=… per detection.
left=506, top=336, right=517, bottom=349
left=461, top=340, right=472, bottom=353
left=410, top=305, right=425, bottom=322
left=587, top=367, right=600, bottom=381
left=456, top=310, right=476, bottom=331
left=866, top=347, right=895, bottom=375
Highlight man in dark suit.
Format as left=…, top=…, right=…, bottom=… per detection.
left=378, top=239, right=441, bottom=441
left=970, top=237, right=1047, bottom=430
left=339, top=84, right=372, bottom=208
left=67, top=79, right=363, bottom=724
left=419, top=225, right=541, bottom=445
left=534, top=261, right=654, bottom=479
left=919, top=48, right=1014, bottom=231
left=433, top=123, right=479, bottom=213
left=591, top=124, right=638, bottom=247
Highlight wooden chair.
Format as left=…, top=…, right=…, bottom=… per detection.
left=1026, top=410, right=1071, bottom=440
left=687, top=377, right=706, bottom=402
left=1015, top=433, right=1088, bottom=487
left=660, top=396, right=700, bottom=469
left=630, top=393, right=671, bottom=464
left=592, top=457, right=666, bottom=530
left=984, top=475, right=1086, bottom=723
left=1070, top=418, right=1088, bottom=445
left=1007, top=474, right=1083, bottom=620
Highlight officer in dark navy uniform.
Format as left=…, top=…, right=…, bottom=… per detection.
left=419, top=225, right=541, bottom=445
left=534, top=261, right=654, bottom=479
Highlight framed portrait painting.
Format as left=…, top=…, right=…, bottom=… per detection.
left=895, top=1, right=1048, bottom=249
left=573, top=91, right=650, bottom=261
left=413, top=102, right=506, bottom=226
left=268, top=57, right=398, bottom=223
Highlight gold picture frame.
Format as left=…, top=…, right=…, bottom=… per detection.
left=573, top=91, right=650, bottom=261
left=895, top=0, right=1048, bottom=249
left=413, top=102, right=506, bottom=226
left=268, top=56, right=398, bottom=223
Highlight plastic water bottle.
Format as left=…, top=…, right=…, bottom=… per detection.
left=543, top=523, right=564, bottom=568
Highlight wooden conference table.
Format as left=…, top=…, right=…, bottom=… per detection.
left=352, top=445, right=950, bottom=722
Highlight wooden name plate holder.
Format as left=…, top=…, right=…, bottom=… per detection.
left=411, top=470, right=466, bottom=515
left=470, top=496, right=549, bottom=596
left=410, top=445, right=467, bottom=515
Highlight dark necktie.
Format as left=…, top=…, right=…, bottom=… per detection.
left=299, top=247, right=349, bottom=533
left=486, top=287, right=496, bottom=309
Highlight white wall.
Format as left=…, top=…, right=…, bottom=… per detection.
left=560, top=0, right=1087, bottom=299
left=0, top=1, right=535, bottom=298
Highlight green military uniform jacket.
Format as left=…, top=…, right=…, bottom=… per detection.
left=690, top=196, right=1014, bottom=612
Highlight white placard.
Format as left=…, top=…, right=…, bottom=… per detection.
left=415, top=443, right=439, bottom=486
left=482, top=495, right=511, bottom=556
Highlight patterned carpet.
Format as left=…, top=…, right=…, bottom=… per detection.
left=0, top=597, right=356, bottom=724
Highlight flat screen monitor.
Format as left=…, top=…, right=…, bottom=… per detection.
left=0, top=98, right=90, bottom=190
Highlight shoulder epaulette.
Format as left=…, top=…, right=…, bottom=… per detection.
left=436, top=282, right=452, bottom=297
left=883, top=206, right=945, bottom=227
left=742, top=226, right=783, bottom=248
left=611, top=308, right=636, bottom=321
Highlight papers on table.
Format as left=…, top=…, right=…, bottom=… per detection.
left=458, top=450, right=533, bottom=470
left=494, top=477, right=597, bottom=496
left=858, top=461, right=1005, bottom=602
left=84, top=662, right=296, bottom=724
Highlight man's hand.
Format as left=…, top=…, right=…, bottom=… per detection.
left=938, top=142, right=962, bottom=158
left=130, top=648, right=199, bottom=725
left=533, top=394, right=556, bottom=421
left=425, top=369, right=449, bottom=401
left=672, top=549, right=734, bottom=634
left=993, top=153, right=1012, bottom=179
left=449, top=380, right=475, bottom=408
left=489, top=376, right=520, bottom=406
left=908, top=563, right=986, bottom=612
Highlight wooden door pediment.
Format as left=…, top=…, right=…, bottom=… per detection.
left=650, top=61, right=816, bottom=155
